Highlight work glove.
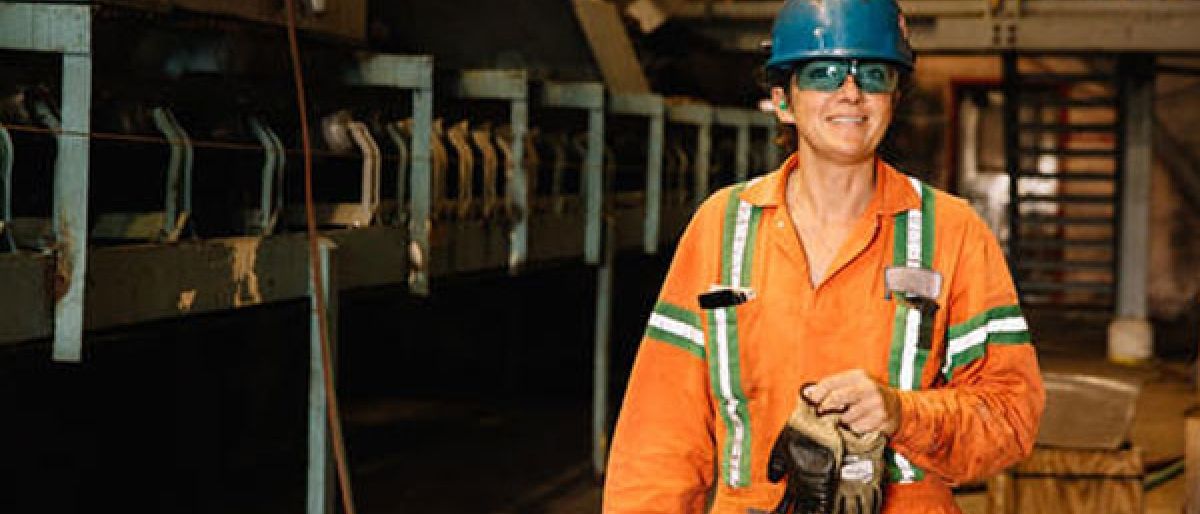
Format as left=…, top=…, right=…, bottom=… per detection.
left=833, top=427, right=887, bottom=514
left=767, top=390, right=843, bottom=514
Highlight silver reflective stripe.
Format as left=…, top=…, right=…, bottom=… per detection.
left=647, top=312, right=706, bottom=350
left=730, top=201, right=754, bottom=288
left=892, top=177, right=928, bottom=484
left=942, top=315, right=1028, bottom=375
left=899, top=308, right=921, bottom=390
left=713, top=306, right=745, bottom=484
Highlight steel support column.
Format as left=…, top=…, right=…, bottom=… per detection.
left=1109, top=54, right=1155, bottom=363
left=592, top=216, right=614, bottom=478
left=307, top=239, right=337, bottom=514
left=0, top=2, right=94, bottom=360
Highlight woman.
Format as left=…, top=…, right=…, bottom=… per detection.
left=603, top=0, right=1044, bottom=513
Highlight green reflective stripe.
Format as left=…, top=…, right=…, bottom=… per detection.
left=646, top=301, right=705, bottom=359
left=646, top=324, right=705, bottom=359
left=739, top=207, right=762, bottom=288
left=943, top=304, right=1030, bottom=379
left=891, top=211, right=909, bottom=266
left=653, top=300, right=701, bottom=329
left=946, top=304, right=1023, bottom=340
left=887, top=177, right=933, bottom=484
left=887, top=303, right=909, bottom=389
left=920, top=183, right=935, bottom=269
left=709, top=184, right=757, bottom=488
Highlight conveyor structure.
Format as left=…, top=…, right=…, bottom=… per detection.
left=0, top=2, right=784, bottom=507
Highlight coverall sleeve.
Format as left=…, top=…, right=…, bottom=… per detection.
left=602, top=194, right=724, bottom=514
left=890, top=211, right=1046, bottom=484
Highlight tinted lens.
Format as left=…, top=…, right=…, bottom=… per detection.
left=855, top=61, right=900, bottom=93
left=795, top=60, right=850, bottom=92
left=793, top=60, right=900, bottom=94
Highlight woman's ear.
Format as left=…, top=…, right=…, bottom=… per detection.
left=771, top=86, right=796, bottom=125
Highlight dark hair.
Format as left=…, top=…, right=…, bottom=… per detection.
left=759, top=62, right=914, bottom=157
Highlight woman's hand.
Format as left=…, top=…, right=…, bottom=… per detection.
left=804, top=369, right=902, bottom=436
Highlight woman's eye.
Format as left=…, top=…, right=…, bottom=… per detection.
left=809, top=65, right=838, bottom=79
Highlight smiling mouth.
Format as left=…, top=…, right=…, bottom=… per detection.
left=827, top=115, right=867, bottom=124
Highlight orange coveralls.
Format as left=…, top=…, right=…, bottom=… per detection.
left=604, top=156, right=1045, bottom=513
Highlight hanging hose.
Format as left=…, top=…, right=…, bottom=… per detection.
left=1144, top=457, right=1185, bottom=492
left=283, top=1, right=358, bottom=513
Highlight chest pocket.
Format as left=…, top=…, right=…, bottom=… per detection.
left=701, top=181, right=765, bottom=490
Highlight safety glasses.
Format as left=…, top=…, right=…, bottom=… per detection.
left=794, top=59, right=901, bottom=94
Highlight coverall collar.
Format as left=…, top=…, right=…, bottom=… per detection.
left=738, top=153, right=922, bottom=216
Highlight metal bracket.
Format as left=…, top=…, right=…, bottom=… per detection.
left=248, top=117, right=285, bottom=235
left=459, top=69, right=530, bottom=273
left=666, top=101, right=714, bottom=208
left=384, top=120, right=410, bottom=227
left=542, top=81, right=605, bottom=264
left=153, top=107, right=193, bottom=242
left=0, top=124, right=14, bottom=252
left=610, top=92, right=665, bottom=255
left=347, top=121, right=382, bottom=227
left=346, top=53, right=434, bottom=294
left=472, top=123, right=500, bottom=220
left=714, top=107, right=752, bottom=183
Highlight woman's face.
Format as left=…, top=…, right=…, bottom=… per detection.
left=772, top=69, right=896, bottom=165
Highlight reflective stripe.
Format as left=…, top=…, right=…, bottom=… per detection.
left=887, top=176, right=934, bottom=484
left=730, top=201, right=754, bottom=288
left=942, top=305, right=1030, bottom=379
left=709, top=184, right=758, bottom=488
left=646, top=312, right=706, bottom=358
left=899, top=308, right=921, bottom=389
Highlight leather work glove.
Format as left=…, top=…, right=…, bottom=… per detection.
left=767, top=390, right=843, bottom=514
left=833, top=427, right=887, bottom=514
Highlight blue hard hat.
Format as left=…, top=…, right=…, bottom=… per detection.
left=766, top=0, right=914, bottom=70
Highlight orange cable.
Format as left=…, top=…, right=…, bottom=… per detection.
left=283, top=1, right=358, bottom=513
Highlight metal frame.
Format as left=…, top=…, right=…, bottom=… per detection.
left=714, top=107, right=753, bottom=183
left=307, top=238, right=336, bottom=514
left=610, top=92, right=666, bottom=255
left=248, top=117, right=286, bottom=235
left=666, top=102, right=714, bottom=208
left=89, top=107, right=193, bottom=242
left=749, top=110, right=780, bottom=174
left=0, top=2, right=92, bottom=362
left=0, top=124, right=14, bottom=252
left=458, top=69, right=530, bottom=273
left=542, top=81, right=606, bottom=264
left=345, top=53, right=434, bottom=294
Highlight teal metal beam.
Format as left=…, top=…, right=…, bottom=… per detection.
left=668, top=103, right=714, bottom=208
left=0, top=2, right=93, bottom=361
left=52, top=25, right=92, bottom=363
left=460, top=69, right=530, bottom=274
left=610, top=92, right=665, bottom=255
left=346, top=53, right=434, bottom=294
left=0, top=3, right=90, bottom=54
left=307, top=239, right=337, bottom=514
left=542, top=81, right=605, bottom=264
